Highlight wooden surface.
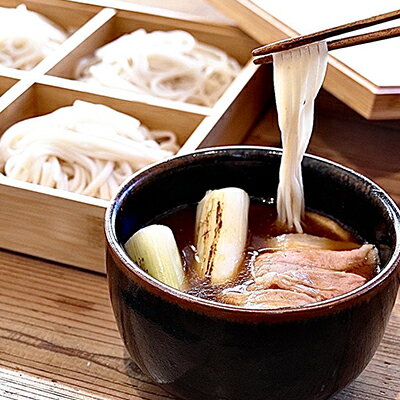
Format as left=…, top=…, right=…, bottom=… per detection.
left=1, top=1, right=399, bottom=399
left=0, top=248, right=399, bottom=400
left=1, top=88, right=400, bottom=399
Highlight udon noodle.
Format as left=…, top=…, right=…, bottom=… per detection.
left=0, top=101, right=178, bottom=200
left=0, top=4, right=66, bottom=70
left=76, top=29, right=241, bottom=107
left=274, top=41, right=328, bottom=232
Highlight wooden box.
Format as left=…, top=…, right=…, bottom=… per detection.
left=207, top=0, right=400, bottom=120
left=0, top=75, right=17, bottom=94
left=0, top=0, right=273, bottom=272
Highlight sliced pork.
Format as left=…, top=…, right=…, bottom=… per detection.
left=252, top=264, right=366, bottom=302
left=220, top=235, right=379, bottom=309
left=255, top=244, right=378, bottom=279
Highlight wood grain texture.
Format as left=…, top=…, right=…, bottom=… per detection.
left=0, top=251, right=173, bottom=400
left=0, top=249, right=398, bottom=400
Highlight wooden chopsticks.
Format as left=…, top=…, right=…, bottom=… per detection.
left=252, top=9, right=400, bottom=65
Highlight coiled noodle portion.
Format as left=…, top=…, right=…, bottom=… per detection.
left=76, top=29, right=241, bottom=107
left=0, top=101, right=178, bottom=200
left=0, top=4, right=66, bottom=70
left=274, top=41, right=328, bottom=232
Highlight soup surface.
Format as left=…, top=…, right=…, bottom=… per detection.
left=149, top=198, right=376, bottom=306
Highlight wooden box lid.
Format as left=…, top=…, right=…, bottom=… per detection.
left=207, top=0, right=400, bottom=120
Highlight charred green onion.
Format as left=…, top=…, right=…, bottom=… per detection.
left=195, top=187, right=249, bottom=284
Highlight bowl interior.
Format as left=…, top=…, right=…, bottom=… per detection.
left=109, top=146, right=400, bottom=300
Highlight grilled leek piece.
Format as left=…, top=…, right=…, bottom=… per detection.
left=195, top=187, right=249, bottom=284
left=125, top=224, right=185, bottom=290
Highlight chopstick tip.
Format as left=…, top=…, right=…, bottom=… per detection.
left=253, top=55, right=273, bottom=65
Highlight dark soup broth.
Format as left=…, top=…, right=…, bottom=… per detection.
left=148, top=198, right=375, bottom=307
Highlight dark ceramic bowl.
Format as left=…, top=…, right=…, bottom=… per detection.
left=105, top=146, right=400, bottom=400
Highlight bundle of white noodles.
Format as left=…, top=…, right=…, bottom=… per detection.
left=274, top=41, right=328, bottom=232
left=0, top=4, right=66, bottom=70
left=76, top=29, right=241, bottom=107
left=0, top=101, right=179, bottom=200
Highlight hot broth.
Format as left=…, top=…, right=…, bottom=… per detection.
left=149, top=198, right=370, bottom=305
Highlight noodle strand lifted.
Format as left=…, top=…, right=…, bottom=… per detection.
left=273, top=41, right=328, bottom=232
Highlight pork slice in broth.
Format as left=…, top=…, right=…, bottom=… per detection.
left=220, top=238, right=378, bottom=309
left=255, top=244, right=378, bottom=279
left=251, top=264, right=366, bottom=302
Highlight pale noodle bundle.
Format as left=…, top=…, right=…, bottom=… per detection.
left=76, top=29, right=241, bottom=107
left=0, top=101, right=179, bottom=200
left=274, top=41, right=328, bottom=232
left=0, top=4, right=66, bottom=70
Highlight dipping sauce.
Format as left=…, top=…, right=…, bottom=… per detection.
left=148, top=199, right=378, bottom=308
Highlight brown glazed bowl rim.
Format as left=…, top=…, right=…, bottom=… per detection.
left=105, top=146, right=400, bottom=322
